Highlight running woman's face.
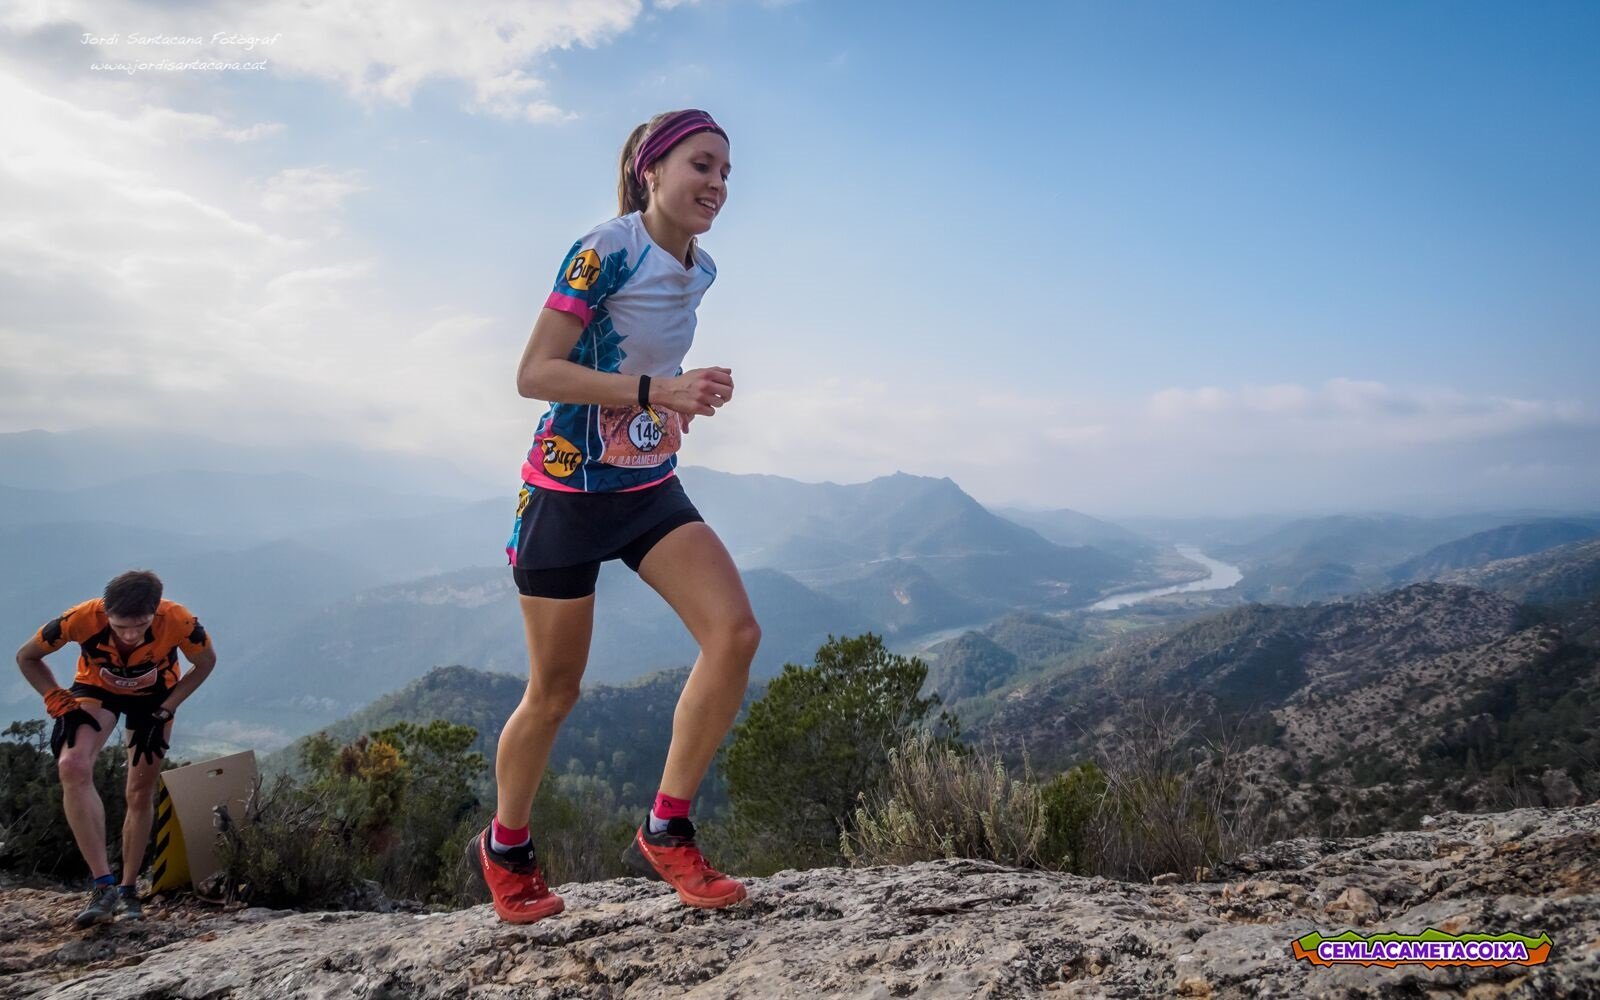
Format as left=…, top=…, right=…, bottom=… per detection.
left=647, top=132, right=731, bottom=236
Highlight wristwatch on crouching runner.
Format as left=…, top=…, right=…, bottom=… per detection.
left=149, top=706, right=174, bottom=724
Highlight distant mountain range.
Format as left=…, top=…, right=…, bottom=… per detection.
left=3, top=430, right=1183, bottom=743
left=991, top=506, right=1161, bottom=560
left=7, top=426, right=1599, bottom=797
left=1435, top=537, right=1600, bottom=607
left=681, top=469, right=1141, bottom=613
left=972, top=538, right=1600, bottom=834
left=204, top=562, right=875, bottom=721
left=268, top=539, right=1600, bottom=847
left=1209, top=512, right=1600, bottom=604
left=1388, top=520, right=1600, bottom=584
left=264, top=664, right=718, bottom=812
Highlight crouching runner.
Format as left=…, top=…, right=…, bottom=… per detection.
left=14, top=569, right=216, bottom=927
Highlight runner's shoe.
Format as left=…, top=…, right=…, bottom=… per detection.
left=621, top=815, right=747, bottom=908
left=72, top=885, right=121, bottom=928
left=466, top=827, right=564, bottom=924
left=118, top=888, right=143, bottom=921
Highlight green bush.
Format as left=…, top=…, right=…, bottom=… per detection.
left=217, top=720, right=487, bottom=908
left=532, top=773, right=642, bottom=886
left=1038, top=761, right=1107, bottom=874
left=0, top=719, right=131, bottom=882
left=217, top=718, right=651, bottom=910
left=720, top=634, right=958, bottom=873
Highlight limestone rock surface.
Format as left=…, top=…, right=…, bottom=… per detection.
left=2, top=805, right=1596, bottom=999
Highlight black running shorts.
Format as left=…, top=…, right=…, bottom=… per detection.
left=68, top=682, right=169, bottom=721
left=507, top=475, right=705, bottom=600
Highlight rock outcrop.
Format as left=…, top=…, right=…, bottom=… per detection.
left=3, top=805, right=1596, bottom=999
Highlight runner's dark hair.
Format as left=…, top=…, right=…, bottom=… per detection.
left=104, top=570, right=162, bottom=618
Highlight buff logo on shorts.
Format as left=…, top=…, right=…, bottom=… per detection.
left=540, top=435, right=583, bottom=478
left=1291, top=929, right=1552, bottom=968
left=565, top=249, right=602, bottom=291
left=516, top=486, right=532, bottom=517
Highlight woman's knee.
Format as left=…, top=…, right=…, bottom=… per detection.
left=521, top=674, right=583, bottom=720
left=711, top=615, right=762, bottom=662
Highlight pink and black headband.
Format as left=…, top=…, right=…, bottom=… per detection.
left=632, top=110, right=728, bottom=189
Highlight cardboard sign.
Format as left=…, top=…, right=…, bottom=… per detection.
left=149, top=750, right=257, bottom=896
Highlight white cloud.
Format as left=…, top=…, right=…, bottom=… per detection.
left=1143, top=377, right=1590, bottom=451
left=4, top=0, right=647, bottom=121
left=257, top=167, right=366, bottom=214
left=1, top=7, right=1592, bottom=519
left=0, top=64, right=531, bottom=472
left=681, top=373, right=1598, bottom=514
left=0, top=0, right=708, bottom=485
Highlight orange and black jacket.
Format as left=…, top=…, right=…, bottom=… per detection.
left=34, top=599, right=210, bottom=694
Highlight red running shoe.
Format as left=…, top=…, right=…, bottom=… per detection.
left=621, top=815, right=748, bottom=908
left=467, top=827, right=564, bottom=923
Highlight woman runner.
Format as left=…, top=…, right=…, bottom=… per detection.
left=468, top=109, right=759, bottom=923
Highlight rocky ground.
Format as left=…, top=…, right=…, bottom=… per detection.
left=2, top=805, right=1596, bottom=999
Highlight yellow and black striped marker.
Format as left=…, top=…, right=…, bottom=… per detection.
left=149, top=781, right=190, bottom=893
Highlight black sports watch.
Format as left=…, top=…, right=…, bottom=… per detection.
left=150, top=706, right=174, bottom=723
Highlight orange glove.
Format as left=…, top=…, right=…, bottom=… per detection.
left=44, top=687, right=79, bottom=718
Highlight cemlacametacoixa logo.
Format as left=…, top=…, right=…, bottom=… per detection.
left=1292, top=929, right=1552, bottom=969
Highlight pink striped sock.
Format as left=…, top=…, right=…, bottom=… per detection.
left=491, top=817, right=530, bottom=852
left=649, top=792, right=691, bottom=831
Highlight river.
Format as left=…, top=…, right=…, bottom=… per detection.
left=1088, top=545, right=1243, bottom=611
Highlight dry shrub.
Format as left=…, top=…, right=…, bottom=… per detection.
left=213, top=774, right=364, bottom=909
left=842, top=732, right=1045, bottom=868
left=1085, top=701, right=1271, bottom=882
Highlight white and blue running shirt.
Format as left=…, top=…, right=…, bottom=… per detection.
left=520, top=211, right=717, bottom=493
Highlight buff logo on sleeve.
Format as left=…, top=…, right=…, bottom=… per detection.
left=565, top=249, right=601, bottom=291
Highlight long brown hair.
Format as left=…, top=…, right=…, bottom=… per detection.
left=616, top=110, right=687, bottom=217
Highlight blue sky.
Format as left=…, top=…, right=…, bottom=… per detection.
left=1, top=1, right=1596, bottom=515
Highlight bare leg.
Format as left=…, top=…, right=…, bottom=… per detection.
left=636, top=523, right=761, bottom=800
left=119, top=719, right=171, bottom=884
left=494, top=592, right=596, bottom=827
left=56, top=704, right=119, bottom=877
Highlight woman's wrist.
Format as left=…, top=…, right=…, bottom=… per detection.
left=641, top=373, right=673, bottom=410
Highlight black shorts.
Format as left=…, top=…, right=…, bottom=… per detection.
left=69, top=682, right=169, bottom=721
left=507, top=475, right=705, bottom=600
